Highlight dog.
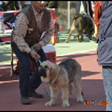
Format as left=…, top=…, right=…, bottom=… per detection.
left=65, top=13, right=94, bottom=43
left=39, top=58, right=84, bottom=108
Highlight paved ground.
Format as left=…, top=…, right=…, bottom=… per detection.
left=0, top=50, right=106, bottom=111
left=0, top=30, right=105, bottom=111
left=0, top=39, right=97, bottom=65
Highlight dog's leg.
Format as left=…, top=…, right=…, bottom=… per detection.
left=88, top=33, right=92, bottom=41
left=75, top=30, right=83, bottom=42
left=69, top=84, right=73, bottom=96
left=79, top=30, right=84, bottom=42
left=86, top=29, right=92, bottom=40
left=45, top=86, right=57, bottom=107
left=80, top=34, right=84, bottom=42
left=66, top=21, right=76, bottom=43
left=75, top=34, right=80, bottom=42
left=74, top=75, right=84, bottom=103
left=65, top=30, right=75, bottom=43
left=61, top=86, right=70, bottom=108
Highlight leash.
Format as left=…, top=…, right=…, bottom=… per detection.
left=31, top=31, right=51, bottom=99
left=35, top=58, right=51, bottom=99
left=31, top=47, right=51, bottom=99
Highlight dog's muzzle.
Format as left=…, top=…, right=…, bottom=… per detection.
left=38, top=67, right=47, bottom=78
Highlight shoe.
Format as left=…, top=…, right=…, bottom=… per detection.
left=21, top=97, right=31, bottom=105
left=13, top=69, right=20, bottom=75
left=28, top=91, right=44, bottom=98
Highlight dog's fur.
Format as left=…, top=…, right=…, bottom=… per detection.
left=65, top=13, right=94, bottom=43
left=39, top=59, right=84, bottom=108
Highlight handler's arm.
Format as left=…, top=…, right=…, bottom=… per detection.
left=13, top=13, right=32, bottom=54
left=39, top=15, right=54, bottom=47
left=93, top=1, right=102, bottom=39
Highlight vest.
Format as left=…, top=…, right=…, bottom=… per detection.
left=11, top=6, right=51, bottom=46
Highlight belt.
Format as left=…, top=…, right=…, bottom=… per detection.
left=103, top=66, right=112, bottom=69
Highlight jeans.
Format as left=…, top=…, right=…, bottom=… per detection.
left=11, top=42, right=47, bottom=97
left=102, top=67, right=112, bottom=111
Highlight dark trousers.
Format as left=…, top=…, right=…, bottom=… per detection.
left=11, top=42, right=47, bottom=97
left=76, top=1, right=93, bottom=18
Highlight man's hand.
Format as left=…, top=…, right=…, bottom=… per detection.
left=94, top=33, right=99, bottom=39
left=29, top=50, right=40, bottom=60
left=33, top=43, right=42, bottom=52
left=94, top=24, right=99, bottom=39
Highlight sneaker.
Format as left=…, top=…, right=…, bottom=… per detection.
left=21, top=97, right=31, bottom=105
left=28, top=91, right=44, bottom=98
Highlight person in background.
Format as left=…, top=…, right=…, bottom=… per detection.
left=94, top=1, right=102, bottom=38
left=0, top=1, right=4, bottom=11
left=10, top=1, right=53, bottom=105
left=20, top=1, right=31, bottom=9
left=94, top=1, right=112, bottom=111
left=91, top=1, right=96, bottom=13
left=75, top=1, right=93, bottom=18
left=0, top=1, right=19, bottom=11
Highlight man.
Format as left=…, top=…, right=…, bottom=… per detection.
left=94, top=1, right=112, bottom=111
left=11, top=1, right=53, bottom=105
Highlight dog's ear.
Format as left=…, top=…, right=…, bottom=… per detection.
left=48, top=64, right=60, bottom=78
